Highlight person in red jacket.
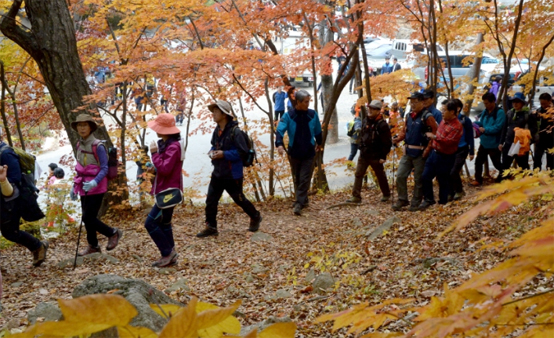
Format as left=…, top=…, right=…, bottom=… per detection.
left=145, top=113, right=185, bottom=267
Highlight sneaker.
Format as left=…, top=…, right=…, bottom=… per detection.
left=152, top=249, right=178, bottom=267
left=392, top=200, right=409, bottom=211
left=106, top=228, right=123, bottom=251
left=78, top=245, right=101, bottom=256
left=249, top=214, right=262, bottom=232
left=418, top=200, right=436, bottom=210
left=197, top=225, right=219, bottom=238
left=32, top=241, right=49, bottom=267
left=380, top=195, right=390, bottom=202
left=453, top=191, right=465, bottom=200
left=470, top=180, right=482, bottom=187
left=293, top=203, right=302, bottom=216
left=346, top=196, right=361, bottom=204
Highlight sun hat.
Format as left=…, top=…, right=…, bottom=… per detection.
left=71, top=114, right=99, bottom=132
left=147, top=113, right=180, bottom=135
left=208, top=100, right=235, bottom=118
left=509, top=92, right=527, bottom=104
left=368, top=100, right=383, bottom=109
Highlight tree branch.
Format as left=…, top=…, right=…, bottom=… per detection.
left=0, top=0, right=39, bottom=59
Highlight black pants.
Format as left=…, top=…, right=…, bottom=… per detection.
left=474, top=145, right=503, bottom=184
left=534, top=143, right=554, bottom=170
left=348, top=143, right=359, bottom=161
left=0, top=198, right=41, bottom=252
left=289, top=156, right=315, bottom=207
left=205, top=177, right=259, bottom=228
left=81, top=193, right=116, bottom=247
left=501, top=145, right=530, bottom=180
left=274, top=110, right=284, bottom=121
left=450, top=145, right=469, bottom=194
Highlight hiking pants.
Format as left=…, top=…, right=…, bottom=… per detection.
left=289, top=156, right=315, bottom=207
left=396, top=154, right=425, bottom=207
left=0, top=198, right=41, bottom=252
left=422, top=150, right=456, bottom=204
left=205, top=177, right=259, bottom=228
left=145, top=204, right=175, bottom=257
left=352, top=156, right=390, bottom=199
left=81, top=193, right=116, bottom=248
left=534, top=142, right=554, bottom=170
left=450, top=145, right=469, bottom=194
left=474, top=145, right=503, bottom=184
left=500, top=145, right=530, bottom=180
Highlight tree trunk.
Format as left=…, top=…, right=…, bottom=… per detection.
left=0, top=0, right=112, bottom=151
left=318, top=19, right=339, bottom=144
left=0, top=62, right=13, bottom=147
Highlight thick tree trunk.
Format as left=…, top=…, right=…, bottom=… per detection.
left=318, top=20, right=339, bottom=144
left=0, top=0, right=112, bottom=151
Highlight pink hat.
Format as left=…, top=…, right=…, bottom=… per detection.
left=148, top=113, right=181, bottom=135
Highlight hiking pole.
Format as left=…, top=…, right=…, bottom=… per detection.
left=391, top=146, right=396, bottom=205
left=73, top=191, right=87, bottom=270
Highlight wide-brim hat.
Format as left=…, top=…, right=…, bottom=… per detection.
left=509, top=92, right=527, bottom=104
left=148, top=113, right=181, bottom=135
left=208, top=100, right=235, bottom=118
left=368, top=100, right=383, bottom=109
left=71, top=114, right=99, bottom=132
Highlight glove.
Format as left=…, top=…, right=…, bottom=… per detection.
left=82, top=180, right=98, bottom=192
left=150, top=140, right=158, bottom=153
left=70, top=187, right=78, bottom=201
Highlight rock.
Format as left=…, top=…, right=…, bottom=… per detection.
left=305, top=269, right=316, bottom=283
left=352, top=218, right=363, bottom=227
left=58, top=257, right=83, bottom=268
left=240, top=316, right=292, bottom=336
left=251, top=263, right=267, bottom=274
left=251, top=232, right=272, bottom=242
left=28, top=302, right=63, bottom=324
left=165, top=279, right=190, bottom=293
left=159, top=267, right=176, bottom=274
left=275, top=289, right=292, bottom=299
left=73, top=274, right=183, bottom=332
left=132, top=254, right=144, bottom=262
left=83, top=253, right=120, bottom=264
left=10, top=282, right=23, bottom=288
left=367, top=216, right=401, bottom=240
left=364, top=209, right=380, bottom=216
left=312, top=272, right=335, bottom=294
left=243, top=272, right=254, bottom=283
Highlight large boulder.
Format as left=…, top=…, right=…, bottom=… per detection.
left=72, top=274, right=183, bottom=332
left=27, top=302, right=63, bottom=324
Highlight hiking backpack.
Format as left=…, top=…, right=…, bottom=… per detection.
left=0, top=144, right=45, bottom=222
left=231, top=126, right=256, bottom=167
left=77, top=140, right=119, bottom=180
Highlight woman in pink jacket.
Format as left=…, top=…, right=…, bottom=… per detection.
left=145, top=113, right=185, bottom=267
left=71, top=114, right=123, bottom=256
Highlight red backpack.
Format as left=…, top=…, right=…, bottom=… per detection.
left=77, top=140, right=119, bottom=180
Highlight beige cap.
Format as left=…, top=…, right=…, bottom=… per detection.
left=368, top=100, right=383, bottom=109
left=208, top=100, right=235, bottom=118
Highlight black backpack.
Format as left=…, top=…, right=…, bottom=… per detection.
left=0, top=144, right=45, bottom=222
left=231, top=126, right=256, bottom=167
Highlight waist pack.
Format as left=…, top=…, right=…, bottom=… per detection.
left=155, top=188, right=183, bottom=209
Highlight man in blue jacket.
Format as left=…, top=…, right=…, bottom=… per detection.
left=276, top=90, right=322, bottom=216
left=273, top=87, right=287, bottom=122
left=471, top=92, right=506, bottom=186
left=380, top=57, right=393, bottom=75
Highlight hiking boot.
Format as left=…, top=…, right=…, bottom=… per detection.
left=249, top=214, right=262, bottom=232
left=380, top=195, right=390, bottom=202
left=106, top=228, right=123, bottom=251
left=197, top=225, right=219, bottom=238
left=470, top=180, right=482, bottom=187
left=453, top=191, right=465, bottom=201
left=346, top=196, right=361, bottom=204
left=408, top=204, right=420, bottom=212
left=152, top=249, right=178, bottom=267
left=447, top=194, right=454, bottom=202
left=418, top=200, right=436, bottom=210
left=293, top=203, right=302, bottom=216
left=392, top=200, right=409, bottom=211
left=78, top=245, right=101, bottom=256
left=32, top=241, right=49, bottom=267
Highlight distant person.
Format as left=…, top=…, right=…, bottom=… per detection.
left=381, top=56, right=393, bottom=74
left=420, top=100, right=463, bottom=209
left=448, top=99, right=474, bottom=200
left=346, top=100, right=392, bottom=203
left=471, top=92, right=506, bottom=186
left=273, top=87, right=287, bottom=121
left=533, top=93, right=554, bottom=170
left=422, top=89, right=443, bottom=124
left=47, top=163, right=58, bottom=186
left=346, top=104, right=362, bottom=161
left=489, top=76, right=500, bottom=98
left=276, top=90, right=322, bottom=216
left=391, top=56, right=401, bottom=72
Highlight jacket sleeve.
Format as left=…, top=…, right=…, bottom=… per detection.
left=485, top=109, right=505, bottom=136
left=313, top=113, right=323, bottom=145
left=465, top=118, right=475, bottom=156
left=275, top=113, right=290, bottom=147
left=152, top=143, right=181, bottom=176
left=423, top=115, right=438, bottom=158
left=380, top=120, right=393, bottom=160
left=499, top=110, right=509, bottom=145
left=93, top=144, right=108, bottom=184
left=225, top=129, right=248, bottom=162
left=528, top=112, right=539, bottom=143
left=0, top=148, right=22, bottom=185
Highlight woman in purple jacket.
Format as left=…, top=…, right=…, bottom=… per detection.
left=71, top=114, right=123, bottom=256
left=146, top=113, right=185, bottom=267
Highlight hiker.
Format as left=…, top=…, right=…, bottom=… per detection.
left=422, top=89, right=443, bottom=124
left=47, top=163, right=58, bottom=186
left=145, top=113, right=185, bottom=267
left=0, top=128, right=48, bottom=267
left=276, top=90, right=323, bottom=216
left=533, top=93, right=554, bottom=170
left=471, top=92, right=506, bottom=186
left=347, top=104, right=362, bottom=161
left=273, top=87, right=287, bottom=122
left=70, top=114, right=123, bottom=256
left=499, top=92, right=537, bottom=178
left=419, top=100, right=464, bottom=209
left=381, top=56, right=393, bottom=74
left=197, top=100, right=262, bottom=237
left=346, top=100, right=392, bottom=203
left=391, top=56, right=401, bottom=72
left=392, top=91, right=438, bottom=211
left=449, top=99, right=475, bottom=200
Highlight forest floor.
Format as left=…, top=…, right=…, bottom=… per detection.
left=0, top=179, right=551, bottom=336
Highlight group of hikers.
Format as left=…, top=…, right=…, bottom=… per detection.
left=345, top=90, right=554, bottom=211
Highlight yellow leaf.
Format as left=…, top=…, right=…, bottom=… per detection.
left=196, top=300, right=242, bottom=337
left=159, top=297, right=198, bottom=338
left=258, top=322, right=297, bottom=338
left=117, top=325, right=158, bottom=338
left=58, top=294, right=138, bottom=327
left=150, top=303, right=183, bottom=318
left=35, top=321, right=112, bottom=336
